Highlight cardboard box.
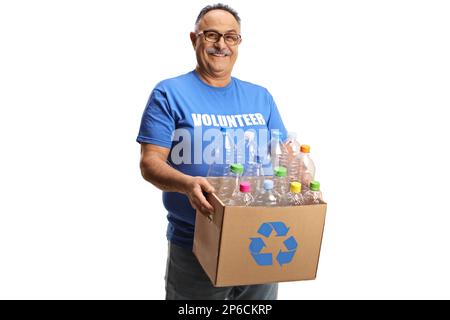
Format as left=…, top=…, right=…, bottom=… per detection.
left=193, top=192, right=327, bottom=287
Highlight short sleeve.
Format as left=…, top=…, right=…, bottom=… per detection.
left=136, top=88, right=175, bottom=148
left=266, top=90, right=288, bottom=142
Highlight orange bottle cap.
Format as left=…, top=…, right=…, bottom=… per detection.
left=300, top=145, right=310, bottom=153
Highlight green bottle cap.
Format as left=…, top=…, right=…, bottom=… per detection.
left=230, top=163, right=244, bottom=174
left=274, top=166, right=287, bottom=177
left=310, top=181, right=320, bottom=191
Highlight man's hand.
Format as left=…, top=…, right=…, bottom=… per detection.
left=183, top=176, right=216, bottom=217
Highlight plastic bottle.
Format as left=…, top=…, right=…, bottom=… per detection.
left=206, top=138, right=225, bottom=190
left=285, top=132, right=300, bottom=159
left=304, top=181, right=323, bottom=205
left=242, top=132, right=264, bottom=195
left=206, top=128, right=235, bottom=190
left=254, top=180, right=278, bottom=206
left=229, top=182, right=254, bottom=206
left=286, top=182, right=305, bottom=205
left=217, top=163, right=244, bottom=200
left=230, top=163, right=244, bottom=197
left=284, top=132, right=301, bottom=181
left=269, top=131, right=287, bottom=173
left=296, top=145, right=316, bottom=192
left=273, top=166, right=289, bottom=200
left=223, top=127, right=235, bottom=165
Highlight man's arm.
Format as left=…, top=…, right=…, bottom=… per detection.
left=139, top=143, right=215, bottom=216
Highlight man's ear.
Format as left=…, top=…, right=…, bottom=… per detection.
left=190, top=32, right=197, bottom=49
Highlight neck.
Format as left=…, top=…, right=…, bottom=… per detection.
left=195, top=66, right=231, bottom=87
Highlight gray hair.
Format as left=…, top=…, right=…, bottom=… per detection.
left=195, top=3, right=241, bottom=31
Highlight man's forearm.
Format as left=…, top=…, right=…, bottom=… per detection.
left=140, top=156, right=190, bottom=194
left=139, top=144, right=215, bottom=215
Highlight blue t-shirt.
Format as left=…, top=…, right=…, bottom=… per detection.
left=137, top=70, right=287, bottom=249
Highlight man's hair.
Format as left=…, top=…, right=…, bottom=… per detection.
left=195, top=3, right=241, bottom=30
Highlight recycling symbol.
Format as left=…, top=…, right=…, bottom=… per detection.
left=249, top=222, right=298, bottom=267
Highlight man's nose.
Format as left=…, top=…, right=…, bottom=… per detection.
left=213, top=36, right=227, bottom=50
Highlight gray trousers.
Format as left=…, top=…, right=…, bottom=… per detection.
left=165, top=242, right=278, bottom=300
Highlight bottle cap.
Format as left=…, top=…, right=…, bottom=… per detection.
left=290, top=182, right=301, bottom=193
left=263, top=180, right=274, bottom=190
left=300, top=145, right=310, bottom=153
left=310, top=181, right=320, bottom=191
left=274, top=166, right=287, bottom=177
left=230, top=163, right=244, bottom=174
left=240, top=182, right=251, bottom=193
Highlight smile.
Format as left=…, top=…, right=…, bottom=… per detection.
left=210, top=53, right=229, bottom=57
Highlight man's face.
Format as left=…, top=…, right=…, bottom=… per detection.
left=191, top=10, right=241, bottom=78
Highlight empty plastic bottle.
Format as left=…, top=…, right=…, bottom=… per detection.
left=254, top=180, right=278, bottom=206
left=269, top=130, right=287, bottom=173
left=217, top=163, right=244, bottom=200
left=284, top=132, right=301, bottom=181
left=304, top=181, right=323, bottom=205
left=273, top=166, right=289, bottom=199
left=285, top=132, right=300, bottom=159
left=244, top=158, right=264, bottom=195
left=242, top=132, right=264, bottom=195
left=286, top=182, right=305, bottom=205
left=229, top=182, right=254, bottom=206
left=206, top=128, right=235, bottom=190
left=230, top=163, right=245, bottom=197
left=206, top=139, right=225, bottom=190
left=244, top=130, right=257, bottom=163
left=223, top=127, right=235, bottom=165
left=296, top=144, right=316, bottom=192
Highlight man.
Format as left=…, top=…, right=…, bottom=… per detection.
left=137, top=4, right=287, bottom=300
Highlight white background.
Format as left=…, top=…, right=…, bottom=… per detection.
left=1, top=0, right=449, bottom=300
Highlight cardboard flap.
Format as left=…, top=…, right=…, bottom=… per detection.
left=192, top=192, right=225, bottom=285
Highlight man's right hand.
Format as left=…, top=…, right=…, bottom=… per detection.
left=183, top=176, right=216, bottom=217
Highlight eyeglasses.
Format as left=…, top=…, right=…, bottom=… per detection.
left=196, top=30, right=242, bottom=46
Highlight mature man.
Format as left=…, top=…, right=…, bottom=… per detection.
left=137, top=4, right=287, bottom=300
